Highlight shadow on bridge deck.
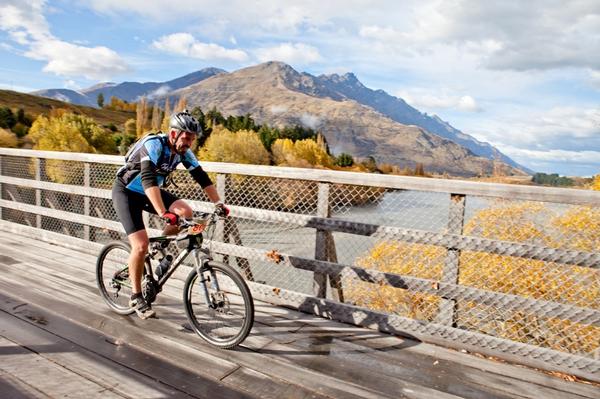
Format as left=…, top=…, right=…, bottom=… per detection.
left=0, top=230, right=597, bottom=399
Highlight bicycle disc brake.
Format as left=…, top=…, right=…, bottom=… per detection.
left=211, top=291, right=230, bottom=313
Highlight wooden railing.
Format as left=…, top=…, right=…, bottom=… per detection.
left=0, top=147, right=599, bottom=382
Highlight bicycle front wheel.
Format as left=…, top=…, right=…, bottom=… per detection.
left=96, top=241, right=134, bottom=315
left=183, top=261, right=254, bottom=349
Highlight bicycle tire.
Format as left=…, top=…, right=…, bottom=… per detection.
left=96, top=241, right=135, bottom=315
left=183, top=261, right=254, bottom=349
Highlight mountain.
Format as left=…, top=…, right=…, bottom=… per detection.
left=31, top=67, right=226, bottom=107
left=0, top=89, right=134, bottom=127
left=82, top=67, right=225, bottom=103
left=168, top=62, right=524, bottom=177
left=314, top=72, right=531, bottom=173
left=29, top=61, right=528, bottom=176
left=29, top=88, right=97, bottom=108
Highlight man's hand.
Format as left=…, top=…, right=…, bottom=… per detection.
left=215, top=202, right=230, bottom=217
left=162, top=211, right=179, bottom=225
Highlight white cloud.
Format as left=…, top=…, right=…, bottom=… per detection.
left=270, top=105, right=288, bottom=114
left=0, top=0, right=130, bottom=80
left=468, top=106, right=600, bottom=152
left=398, top=89, right=483, bottom=113
left=147, top=85, right=171, bottom=99
left=26, top=39, right=128, bottom=80
left=300, top=113, right=321, bottom=129
left=501, top=147, right=600, bottom=164
left=152, top=33, right=248, bottom=61
left=590, top=69, right=600, bottom=90
left=64, top=80, right=80, bottom=90
left=255, top=43, right=321, bottom=65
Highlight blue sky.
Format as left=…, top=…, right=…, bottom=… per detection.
left=1, top=0, right=599, bottom=177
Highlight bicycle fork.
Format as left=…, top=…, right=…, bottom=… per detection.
left=193, top=249, right=221, bottom=309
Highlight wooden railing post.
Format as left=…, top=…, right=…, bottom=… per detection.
left=0, top=154, right=3, bottom=220
left=35, top=158, right=42, bottom=228
left=436, top=193, right=466, bottom=326
left=313, top=183, right=343, bottom=300
left=83, top=163, right=90, bottom=241
left=215, top=173, right=226, bottom=242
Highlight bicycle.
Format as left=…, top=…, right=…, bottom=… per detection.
left=95, top=211, right=254, bottom=349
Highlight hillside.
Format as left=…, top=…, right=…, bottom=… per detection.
left=169, top=62, right=524, bottom=177
left=0, top=89, right=135, bottom=127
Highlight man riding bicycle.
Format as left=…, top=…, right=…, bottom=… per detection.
left=112, top=110, right=229, bottom=319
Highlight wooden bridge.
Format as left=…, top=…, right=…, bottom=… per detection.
left=1, top=229, right=598, bottom=399
left=1, top=148, right=599, bottom=398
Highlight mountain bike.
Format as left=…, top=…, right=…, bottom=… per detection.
left=95, top=212, right=254, bottom=349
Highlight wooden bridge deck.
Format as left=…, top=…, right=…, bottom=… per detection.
left=0, top=230, right=597, bottom=399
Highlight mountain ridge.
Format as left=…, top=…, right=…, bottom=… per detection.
left=28, top=61, right=528, bottom=176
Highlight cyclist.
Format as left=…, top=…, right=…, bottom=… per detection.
left=112, top=110, right=229, bottom=319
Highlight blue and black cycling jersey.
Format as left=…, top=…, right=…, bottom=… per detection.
left=116, top=133, right=212, bottom=195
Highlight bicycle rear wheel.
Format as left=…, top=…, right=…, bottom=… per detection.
left=96, top=241, right=135, bottom=315
left=183, top=261, right=254, bottom=349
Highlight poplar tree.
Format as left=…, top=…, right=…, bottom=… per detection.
left=150, top=102, right=161, bottom=131
left=161, top=97, right=171, bottom=132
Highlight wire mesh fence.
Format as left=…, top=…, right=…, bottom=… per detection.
left=0, top=148, right=599, bottom=378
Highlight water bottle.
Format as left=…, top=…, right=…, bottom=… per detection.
left=155, top=254, right=173, bottom=279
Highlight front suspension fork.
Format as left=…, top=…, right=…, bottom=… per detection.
left=193, top=249, right=221, bottom=308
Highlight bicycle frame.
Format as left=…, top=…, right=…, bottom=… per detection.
left=146, top=215, right=221, bottom=302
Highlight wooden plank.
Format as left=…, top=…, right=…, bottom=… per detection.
left=0, top=336, right=125, bottom=399
left=0, top=313, right=191, bottom=399
left=0, top=281, right=390, bottom=399
left=222, top=367, right=330, bottom=399
left=1, top=244, right=596, bottom=399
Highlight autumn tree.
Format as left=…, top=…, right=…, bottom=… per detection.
left=136, top=97, right=148, bottom=137
left=199, top=127, right=270, bottom=165
left=174, top=96, right=187, bottom=113
left=161, top=97, right=171, bottom=132
left=150, top=102, right=161, bottom=131
left=592, top=174, right=600, bottom=191
left=0, top=127, right=18, bottom=148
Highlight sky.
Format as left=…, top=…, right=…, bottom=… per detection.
left=0, top=0, right=599, bottom=177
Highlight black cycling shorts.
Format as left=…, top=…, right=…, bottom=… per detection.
left=112, top=178, right=179, bottom=235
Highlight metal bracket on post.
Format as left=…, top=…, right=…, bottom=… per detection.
left=435, top=193, right=466, bottom=326
left=83, top=163, right=90, bottom=241
left=0, top=154, right=3, bottom=220
left=35, top=158, right=42, bottom=229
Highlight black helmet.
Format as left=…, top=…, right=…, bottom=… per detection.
left=169, top=110, right=201, bottom=136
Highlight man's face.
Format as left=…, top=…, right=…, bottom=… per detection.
left=171, top=129, right=196, bottom=154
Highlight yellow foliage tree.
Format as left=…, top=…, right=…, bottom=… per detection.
left=592, top=174, right=600, bottom=191
left=0, top=128, right=18, bottom=148
left=349, top=200, right=599, bottom=354
left=174, top=96, right=187, bottom=113
left=28, top=113, right=109, bottom=183
left=150, top=102, right=161, bottom=131
left=136, top=97, right=148, bottom=137
left=271, top=138, right=332, bottom=167
left=199, top=127, right=270, bottom=165
left=161, top=97, right=171, bottom=132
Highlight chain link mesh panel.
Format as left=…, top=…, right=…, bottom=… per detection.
left=1, top=151, right=599, bottom=375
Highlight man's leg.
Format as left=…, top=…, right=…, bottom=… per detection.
left=127, top=229, right=148, bottom=294
left=163, top=199, right=193, bottom=235
left=127, top=229, right=155, bottom=319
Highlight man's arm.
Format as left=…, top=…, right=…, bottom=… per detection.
left=202, top=184, right=221, bottom=203
left=145, top=186, right=167, bottom=215
left=140, top=158, right=168, bottom=216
